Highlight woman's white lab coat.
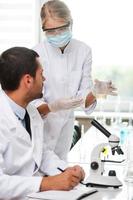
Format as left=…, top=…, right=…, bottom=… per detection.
left=0, top=90, right=67, bottom=200
left=33, top=39, right=96, bottom=160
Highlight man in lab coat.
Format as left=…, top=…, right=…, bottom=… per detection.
left=0, top=47, right=85, bottom=200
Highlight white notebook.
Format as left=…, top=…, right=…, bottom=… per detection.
left=27, top=186, right=98, bottom=200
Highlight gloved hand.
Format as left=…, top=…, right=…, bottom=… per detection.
left=91, top=79, right=117, bottom=97
left=48, top=97, right=84, bottom=112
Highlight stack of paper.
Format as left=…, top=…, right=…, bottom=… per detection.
left=27, top=186, right=98, bottom=200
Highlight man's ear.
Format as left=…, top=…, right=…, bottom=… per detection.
left=23, top=74, right=33, bottom=89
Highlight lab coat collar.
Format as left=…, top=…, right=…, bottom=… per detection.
left=27, top=103, right=44, bottom=169
left=26, top=103, right=39, bottom=120
left=63, top=39, right=73, bottom=53
left=3, top=91, right=26, bottom=120
left=0, top=90, right=20, bottom=129
left=0, top=90, right=37, bottom=129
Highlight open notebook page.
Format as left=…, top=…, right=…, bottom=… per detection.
left=27, top=186, right=98, bottom=200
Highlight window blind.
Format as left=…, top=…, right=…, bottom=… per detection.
left=0, top=0, right=40, bottom=53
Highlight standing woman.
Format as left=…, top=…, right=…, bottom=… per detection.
left=33, top=0, right=116, bottom=167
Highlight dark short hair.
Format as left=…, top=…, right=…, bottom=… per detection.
left=0, top=47, right=39, bottom=91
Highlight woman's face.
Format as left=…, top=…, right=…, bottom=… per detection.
left=42, top=16, right=72, bottom=49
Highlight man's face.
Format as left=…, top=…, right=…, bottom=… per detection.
left=30, top=58, right=45, bottom=100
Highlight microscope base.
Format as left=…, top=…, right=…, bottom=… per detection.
left=84, top=174, right=122, bottom=188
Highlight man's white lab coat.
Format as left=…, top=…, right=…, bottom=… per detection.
left=0, top=90, right=67, bottom=200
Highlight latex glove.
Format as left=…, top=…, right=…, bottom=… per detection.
left=48, top=97, right=84, bottom=112
left=92, top=79, right=117, bottom=97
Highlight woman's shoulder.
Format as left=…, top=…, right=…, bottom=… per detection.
left=71, top=38, right=92, bottom=53
left=33, top=41, right=46, bottom=52
left=71, top=39, right=91, bottom=50
left=33, top=40, right=49, bottom=58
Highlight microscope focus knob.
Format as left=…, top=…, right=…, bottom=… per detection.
left=91, top=161, right=99, bottom=170
left=108, top=170, right=116, bottom=176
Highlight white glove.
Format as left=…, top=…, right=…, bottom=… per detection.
left=48, top=97, right=84, bottom=112
left=91, top=79, right=117, bottom=97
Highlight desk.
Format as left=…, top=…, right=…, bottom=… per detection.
left=65, top=162, right=133, bottom=200
left=75, top=110, right=133, bottom=119
left=74, top=110, right=133, bottom=132
left=28, top=127, right=133, bottom=200
left=28, top=168, right=133, bottom=199
left=28, top=179, right=133, bottom=200
left=28, top=162, right=133, bottom=200
left=81, top=182, right=133, bottom=200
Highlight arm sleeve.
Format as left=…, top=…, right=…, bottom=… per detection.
left=0, top=133, right=42, bottom=200
left=0, top=174, right=42, bottom=200
left=76, top=46, right=97, bottom=114
left=40, top=146, right=68, bottom=176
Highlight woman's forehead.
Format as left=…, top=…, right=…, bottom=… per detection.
left=44, top=17, right=66, bottom=28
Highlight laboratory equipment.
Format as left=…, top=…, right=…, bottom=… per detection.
left=85, top=119, right=123, bottom=188
left=124, top=124, right=133, bottom=182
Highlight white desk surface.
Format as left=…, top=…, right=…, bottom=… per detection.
left=28, top=182, right=133, bottom=200
left=74, top=110, right=133, bottom=119
left=81, top=182, right=133, bottom=200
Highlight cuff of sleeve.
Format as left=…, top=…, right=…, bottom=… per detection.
left=26, top=177, right=43, bottom=198
left=83, top=100, right=97, bottom=115
left=91, top=88, right=97, bottom=98
left=30, top=176, right=43, bottom=193
left=31, top=99, right=45, bottom=108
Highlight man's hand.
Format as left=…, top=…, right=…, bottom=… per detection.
left=48, top=97, right=84, bottom=112
left=65, top=165, right=85, bottom=181
left=40, top=166, right=85, bottom=191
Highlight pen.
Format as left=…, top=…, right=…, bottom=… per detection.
left=57, top=167, right=86, bottom=186
left=76, top=190, right=98, bottom=200
left=57, top=167, right=64, bottom=172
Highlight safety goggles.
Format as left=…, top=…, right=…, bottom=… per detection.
left=42, top=22, right=71, bottom=35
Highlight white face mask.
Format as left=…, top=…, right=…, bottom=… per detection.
left=46, top=31, right=72, bottom=48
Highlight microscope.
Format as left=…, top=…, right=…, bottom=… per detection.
left=84, top=119, right=124, bottom=188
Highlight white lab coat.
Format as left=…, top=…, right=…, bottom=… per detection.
left=33, top=39, right=96, bottom=160
left=0, top=90, right=67, bottom=200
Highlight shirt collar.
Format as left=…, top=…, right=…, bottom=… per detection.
left=3, top=92, right=26, bottom=120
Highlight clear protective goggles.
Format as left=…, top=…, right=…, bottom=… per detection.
left=42, top=22, right=71, bottom=35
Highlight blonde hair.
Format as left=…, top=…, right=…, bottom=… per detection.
left=41, top=0, right=73, bottom=29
